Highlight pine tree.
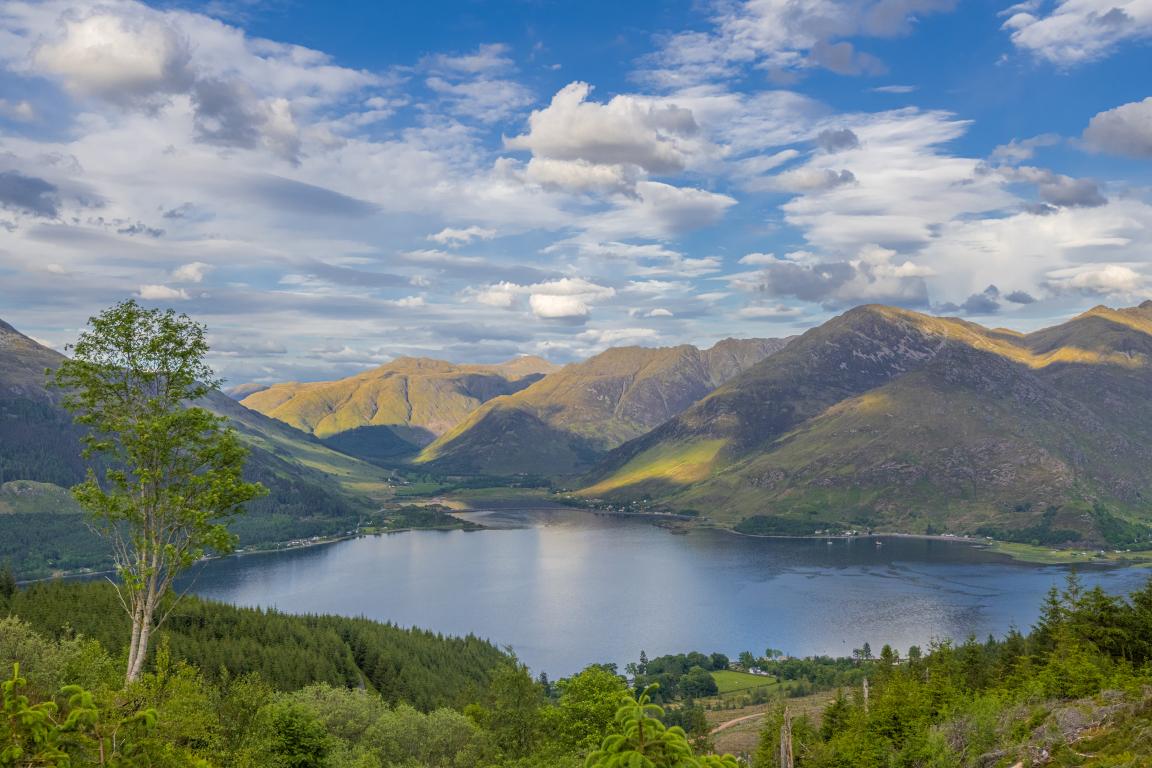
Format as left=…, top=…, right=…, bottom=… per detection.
left=0, top=564, right=15, bottom=601
left=1031, top=585, right=1065, bottom=656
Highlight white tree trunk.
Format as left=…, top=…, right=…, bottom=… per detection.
left=125, top=572, right=159, bottom=684
left=129, top=618, right=152, bottom=682
left=124, top=598, right=145, bottom=685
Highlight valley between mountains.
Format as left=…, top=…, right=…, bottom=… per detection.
left=4, top=301, right=1152, bottom=577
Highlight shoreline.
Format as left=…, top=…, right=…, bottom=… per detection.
left=715, top=525, right=1152, bottom=566
left=440, top=491, right=1152, bottom=567
left=16, top=521, right=486, bottom=585
left=20, top=503, right=1152, bottom=583
left=716, top=526, right=977, bottom=543
left=15, top=531, right=360, bottom=585
left=444, top=498, right=696, bottom=526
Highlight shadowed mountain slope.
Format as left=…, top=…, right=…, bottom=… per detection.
left=415, top=338, right=790, bottom=476
left=579, top=303, right=1152, bottom=545
left=240, top=356, right=558, bottom=460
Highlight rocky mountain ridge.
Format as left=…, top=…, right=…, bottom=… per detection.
left=414, top=337, right=790, bottom=476
left=579, top=303, right=1152, bottom=545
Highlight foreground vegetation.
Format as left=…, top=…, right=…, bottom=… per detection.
left=4, top=575, right=1152, bottom=766
left=2, top=581, right=505, bottom=711
left=1, top=581, right=736, bottom=767
left=750, top=575, right=1152, bottom=767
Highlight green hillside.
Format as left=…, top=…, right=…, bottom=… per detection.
left=4, top=580, right=509, bottom=711
left=0, top=317, right=394, bottom=578
left=581, top=303, right=1152, bottom=547
left=415, top=338, right=789, bottom=476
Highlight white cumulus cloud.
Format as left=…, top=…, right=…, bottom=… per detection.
left=137, top=283, right=190, bottom=300
left=33, top=11, right=194, bottom=108
left=428, top=225, right=497, bottom=247
left=1046, top=263, right=1146, bottom=295
left=505, top=82, right=709, bottom=175
left=172, top=261, right=213, bottom=282
left=529, top=293, right=589, bottom=318
left=468, top=276, right=617, bottom=320
left=1083, top=97, right=1152, bottom=158
left=1002, top=0, right=1152, bottom=66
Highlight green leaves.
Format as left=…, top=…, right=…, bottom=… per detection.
left=52, top=300, right=264, bottom=549
left=584, top=687, right=739, bottom=768
left=1, top=663, right=69, bottom=767
left=51, top=299, right=266, bottom=683
left=0, top=663, right=158, bottom=767
left=552, top=665, right=632, bottom=753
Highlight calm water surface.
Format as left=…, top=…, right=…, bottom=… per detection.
left=181, top=504, right=1151, bottom=677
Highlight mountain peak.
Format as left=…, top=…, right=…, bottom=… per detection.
left=415, top=337, right=788, bottom=475
left=491, top=355, right=559, bottom=378
left=1077, top=304, right=1115, bottom=319
left=832, top=303, right=931, bottom=326
left=225, top=382, right=271, bottom=400
left=240, top=352, right=555, bottom=442
left=0, top=317, right=66, bottom=398
left=1064, top=303, right=1152, bottom=337
left=372, top=356, right=456, bottom=372
left=500, top=354, right=552, bottom=366
left=707, top=336, right=779, bottom=351
left=813, top=304, right=953, bottom=343
left=352, top=355, right=556, bottom=380
left=0, top=317, right=57, bottom=355
left=0, top=317, right=27, bottom=339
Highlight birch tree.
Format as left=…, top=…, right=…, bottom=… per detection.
left=53, top=300, right=265, bottom=684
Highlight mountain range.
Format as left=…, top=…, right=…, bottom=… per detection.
left=5, top=301, right=1152, bottom=566
left=237, top=356, right=557, bottom=461
left=581, top=303, right=1152, bottom=546
left=414, top=338, right=789, bottom=476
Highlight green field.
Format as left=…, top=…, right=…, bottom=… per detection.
left=391, top=480, right=450, bottom=497
left=711, top=669, right=779, bottom=695
left=443, top=486, right=551, bottom=501
left=983, top=540, right=1152, bottom=566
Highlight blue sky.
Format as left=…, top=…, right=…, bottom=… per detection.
left=0, top=0, right=1149, bottom=383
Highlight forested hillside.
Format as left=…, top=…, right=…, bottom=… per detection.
left=0, top=317, right=392, bottom=578
left=750, top=574, right=1152, bottom=767
left=3, top=581, right=506, bottom=711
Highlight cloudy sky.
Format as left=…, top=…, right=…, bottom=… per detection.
left=0, top=0, right=1150, bottom=383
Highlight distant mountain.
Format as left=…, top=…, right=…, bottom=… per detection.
left=579, top=303, right=1152, bottom=547
left=240, top=356, right=558, bottom=461
left=0, top=319, right=60, bottom=397
left=225, top=382, right=271, bottom=400
left=415, top=338, right=790, bottom=476
left=0, top=317, right=391, bottom=577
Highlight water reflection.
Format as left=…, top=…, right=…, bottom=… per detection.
left=180, top=506, right=1151, bottom=677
